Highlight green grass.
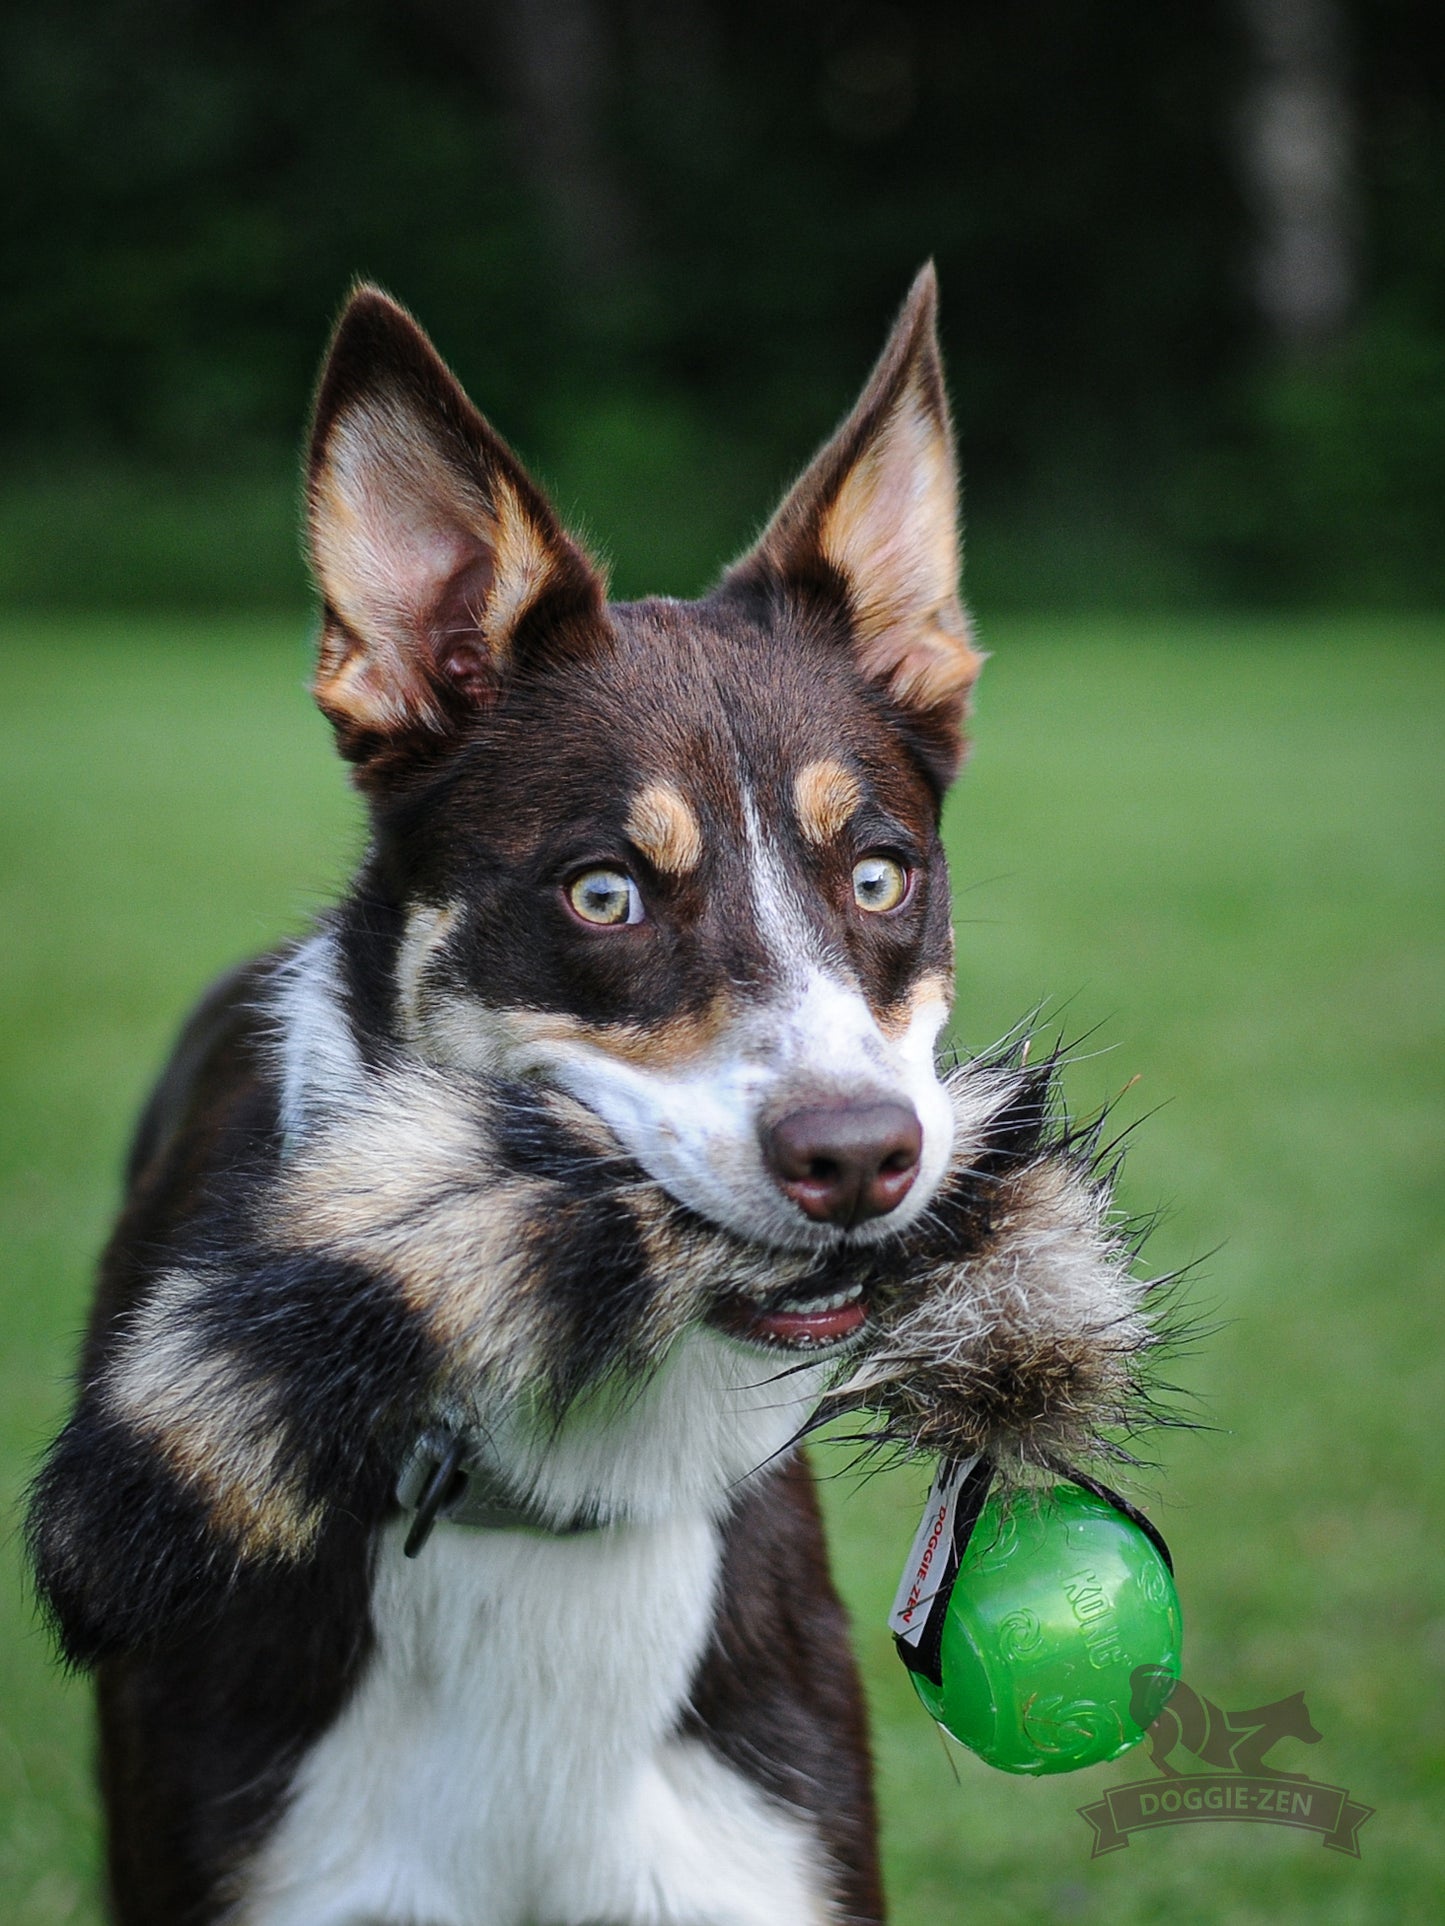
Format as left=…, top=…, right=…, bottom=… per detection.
left=1, top=615, right=1441, bottom=1923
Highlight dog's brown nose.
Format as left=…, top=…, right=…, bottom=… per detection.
left=764, top=1101, right=923, bottom=1227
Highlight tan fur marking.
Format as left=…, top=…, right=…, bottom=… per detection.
left=409, top=991, right=524, bottom=1077
left=816, top=380, right=982, bottom=716
left=106, top=1271, right=324, bottom=1560
left=816, top=388, right=955, bottom=634
left=855, top=609, right=983, bottom=717
left=506, top=1001, right=733, bottom=1072
left=876, top=969, right=953, bottom=1042
left=486, top=473, right=561, bottom=639
left=408, top=990, right=734, bottom=1081
left=271, top=1067, right=551, bottom=1383
left=395, top=900, right=463, bottom=1037
left=792, top=759, right=862, bottom=845
left=625, top=781, right=703, bottom=876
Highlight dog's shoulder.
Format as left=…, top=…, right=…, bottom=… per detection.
left=125, top=952, right=279, bottom=1190
left=90, top=947, right=291, bottom=1361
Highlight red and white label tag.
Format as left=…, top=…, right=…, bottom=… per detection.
left=889, top=1455, right=983, bottom=1649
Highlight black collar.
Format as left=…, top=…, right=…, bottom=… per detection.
left=396, top=1429, right=606, bottom=1557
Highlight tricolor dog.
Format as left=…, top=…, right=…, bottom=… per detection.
left=29, top=269, right=1158, bottom=1923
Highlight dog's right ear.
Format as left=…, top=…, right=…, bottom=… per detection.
left=724, top=265, right=981, bottom=785
left=307, top=287, right=605, bottom=776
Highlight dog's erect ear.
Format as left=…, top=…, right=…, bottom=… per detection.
left=307, top=286, right=605, bottom=771
left=728, top=265, right=981, bottom=779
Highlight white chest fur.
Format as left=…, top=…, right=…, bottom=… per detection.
left=238, top=1518, right=829, bottom=1926
left=238, top=1332, right=835, bottom=1926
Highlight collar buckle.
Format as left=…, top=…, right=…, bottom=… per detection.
left=397, top=1429, right=604, bottom=1556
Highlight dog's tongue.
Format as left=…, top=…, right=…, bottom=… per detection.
left=755, top=1299, right=867, bottom=1344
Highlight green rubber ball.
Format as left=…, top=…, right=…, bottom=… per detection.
left=910, top=1485, right=1182, bottom=1775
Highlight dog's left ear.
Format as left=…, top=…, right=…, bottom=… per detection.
left=728, top=264, right=982, bottom=780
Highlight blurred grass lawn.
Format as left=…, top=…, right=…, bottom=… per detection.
left=1, top=614, right=1441, bottom=1924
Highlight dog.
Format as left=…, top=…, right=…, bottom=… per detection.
left=28, top=267, right=1161, bottom=1924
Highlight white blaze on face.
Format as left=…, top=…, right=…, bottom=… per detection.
left=525, top=795, right=956, bottom=1251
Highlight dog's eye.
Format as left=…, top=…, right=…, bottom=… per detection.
left=852, top=854, right=911, bottom=914
left=566, top=868, right=645, bottom=927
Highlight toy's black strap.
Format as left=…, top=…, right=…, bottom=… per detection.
left=891, top=1456, right=995, bottom=1688
left=1061, top=1469, right=1175, bottom=1574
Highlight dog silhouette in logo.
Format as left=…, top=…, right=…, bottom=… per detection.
left=1129, top=1667, right=1324, bottom=1779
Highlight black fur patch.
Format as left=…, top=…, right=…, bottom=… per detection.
left=28, top=1413, right=237, bottom=1670
left=524, top=1191, right=657, bottom=1412
left=183, top=1249, right=442, bottom=1518
left=98, top=1510, right=379, bottom=1924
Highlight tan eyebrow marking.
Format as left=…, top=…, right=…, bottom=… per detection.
left=625, top=781, right=703, bottom=876
left=793, top=759, right=863, bottom=845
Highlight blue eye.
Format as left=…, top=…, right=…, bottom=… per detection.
left=566, top=868, right=645, bottom=927
left=852, top=854, right=911, bottom=913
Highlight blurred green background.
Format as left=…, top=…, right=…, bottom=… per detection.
left=2, top=3, right=1443, bottom=1922
left=3, top=622, right=1441, bottom=1922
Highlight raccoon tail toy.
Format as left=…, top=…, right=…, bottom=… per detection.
left=818, top=1045, right=1180, bottom=1480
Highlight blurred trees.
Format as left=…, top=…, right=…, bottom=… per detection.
left=1, top=0, right=1440, bottom=607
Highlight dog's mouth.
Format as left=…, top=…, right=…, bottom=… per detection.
left=708, top=1278, right=868, bottom=1352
